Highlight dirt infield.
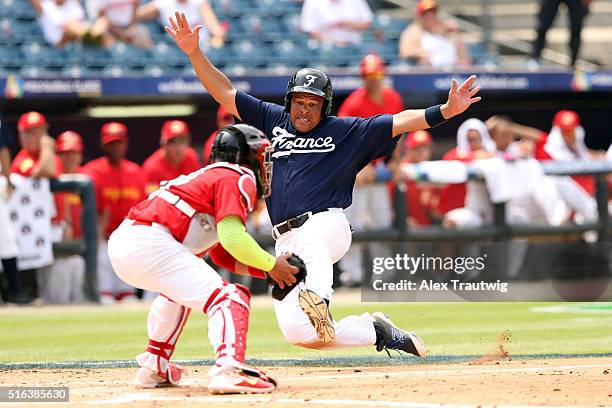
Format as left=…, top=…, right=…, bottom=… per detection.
left=2, top=357, right=611, bottom=407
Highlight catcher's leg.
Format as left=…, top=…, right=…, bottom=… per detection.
left=134, top=295, right=191, bottom=388
left=206, top=283, right=276, bottom=394
left=108, top=221, right=276, bottom=393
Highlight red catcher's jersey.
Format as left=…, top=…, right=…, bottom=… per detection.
left=127, top=162, right=258, bottom=255
left=142, top=147, right=201, bottom=193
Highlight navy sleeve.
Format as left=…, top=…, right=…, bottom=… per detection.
left=352, top=114, right=397, bottom=162
left=234, top=90, right=285, bottom=135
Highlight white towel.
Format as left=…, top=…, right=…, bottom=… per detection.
left=401, top=161, right=469, bottom=184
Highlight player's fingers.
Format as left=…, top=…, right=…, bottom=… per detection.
left=169, top=15, right=179, bottom=31
left=193, top=25, right=202, bottom=36
left=174, top=11, right=183, bottom=29
left=469, top=85, right=481, bottom=97
left=450, top=79, right=458, bottom=93
left=276, top=280, right=285, bottom=289
left=459, top=75, right=477, bottom=92
left=470, top=96, right=482, bottom=103
left=164, top=25, right=177, bottom=39
left=286, top=274, right=297, bottom=284
left=180, top=12, right=189, bottom=29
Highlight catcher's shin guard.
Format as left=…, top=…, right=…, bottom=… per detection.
left=135, top=295, right=191, bottom=387
left=206, top=282, right=252, bottom=367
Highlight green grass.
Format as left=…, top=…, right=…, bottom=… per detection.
left=1, top=302, right=611, bottom=364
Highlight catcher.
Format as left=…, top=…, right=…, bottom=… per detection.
left=108, top=124, right=299, bottom=394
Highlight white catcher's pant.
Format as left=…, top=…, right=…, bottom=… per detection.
left=108, top=219, right=251, bottom=374
left=273, top=209, right=376, bottom=349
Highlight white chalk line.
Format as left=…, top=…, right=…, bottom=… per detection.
left=10, top=362, right=612, bottom=389
left=85, top=393, right=603, bottom=408
left=282, top=363, right=612, bottom=381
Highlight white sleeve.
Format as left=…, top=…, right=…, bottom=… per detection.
left=355, top=0, right=373, bottom=23
left=40, top=1, right=64, bottom=26
left=300, top=0, right=320, bottom=33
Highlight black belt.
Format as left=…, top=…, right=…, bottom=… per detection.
left=271, top=209, right=329, bottom=240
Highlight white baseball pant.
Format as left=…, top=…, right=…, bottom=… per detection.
left=108, top=219, right=252, bottom=374
left=273, top=209, right=377, bottom=349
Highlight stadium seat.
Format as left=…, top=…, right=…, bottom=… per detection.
left=21, top=42, right=65, bottom=69
left=231, top=40, right=267, bottom=68
left=0, top=46, right=22, bottom=70
left=108, top=43, right=151, bottom=68
left=151, top=42, right=189, bottom=68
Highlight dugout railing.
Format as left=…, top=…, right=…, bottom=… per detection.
left=50, top=161, right=611, bottom=302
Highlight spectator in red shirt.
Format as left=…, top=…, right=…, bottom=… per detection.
left=403, top=130, right=441, bottom=227
left=38, top=130, right=86, bottom=303
left=336, top=54, right=404, bottom=287
left=203, top=106, right=234, bottom=164
left=11, top=112, right=61, bottom=178
left=10, top=112, right=63, bottom=303
left=82, top=122, right=146, bottom=304
left=142, top=120, right=201, bottom=194
left=56, top=130, right=85, bottom=239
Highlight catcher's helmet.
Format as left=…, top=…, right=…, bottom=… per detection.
left=284, top=68, right=333, bottom=118
left=211, top=124, right=273, bottom=198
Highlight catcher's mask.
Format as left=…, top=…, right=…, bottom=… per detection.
left=210, top=124, right=273, bottom=198
left=284, top=68, right=333, bottom=118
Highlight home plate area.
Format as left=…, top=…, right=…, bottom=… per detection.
left=2, top=357, right=611, bottom=407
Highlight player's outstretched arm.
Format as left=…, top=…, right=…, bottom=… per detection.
left=165, top=12, right=239, bottom=118
left=392, top=75, right=481, bottom=136
left=216, top=215, right=299, bottom=288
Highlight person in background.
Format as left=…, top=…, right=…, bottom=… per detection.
left=142, top=120, right=201, bottom=194
left=203, top=105, right=234, bottom=164
left=402, top=130, right=441, bottom=227
left=336, top=54, right=403, bottom=287
left=82, top=122, right=145, bottom=304
left=37, top=130, right=85, bottom=304
left=399, top=0, right=471, bottom=68
left=31, top=0, right=108, bottom=47
left=10, top=112, right=62, bottom=303
left=300, top=0, right=373, bottom=46
left=90, top=0, right=153, bottom=48
left=0, top=111, right=30, bottom=304
left=438, top=118, right=495, bottom=222
left=136, top=0, right=226, bottom=48
left=532, top=0, right=591, bottom=67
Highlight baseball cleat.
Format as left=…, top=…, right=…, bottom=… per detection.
left=298, top=288, right=335, bottom=343
left=372, top=312, right=427, bottom=358
left=208, top=365, right=277, bottom=394
left=133, top=362, right=184, bottom=388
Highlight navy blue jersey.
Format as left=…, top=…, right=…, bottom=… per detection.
left=235, top=90, right=398, bottom=225
left=0, top=112, right=13, bottom=149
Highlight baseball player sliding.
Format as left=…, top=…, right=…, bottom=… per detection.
left=166, top=12, right=481, bottom=355
left=108, top=125, right=299, bottom=393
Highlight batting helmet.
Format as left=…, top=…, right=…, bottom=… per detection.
left=284, top=68, right=333, bottom=118
left=211, top=124, right=273, bottom=198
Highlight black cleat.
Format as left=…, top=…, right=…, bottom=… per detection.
left=373, top=312, right=427, bottom=357
left=298, top=289, right=335, bottom=343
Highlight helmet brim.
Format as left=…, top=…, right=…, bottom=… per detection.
left=288, top=86, right=327, bottom=99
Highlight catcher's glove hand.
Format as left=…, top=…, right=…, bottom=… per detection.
left=268, top=254, right=307, bottom=301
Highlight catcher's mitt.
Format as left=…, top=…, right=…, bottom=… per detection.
left=268, top=254, right=307, bottom=301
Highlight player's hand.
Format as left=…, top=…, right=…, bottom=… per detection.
left=268, top=253, right=299, bottom=289
left=40, top=135, right=56, bottom=151
left=441, top=75, right=481, bottom=119
left=165, top=11, right=202, bottom=57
